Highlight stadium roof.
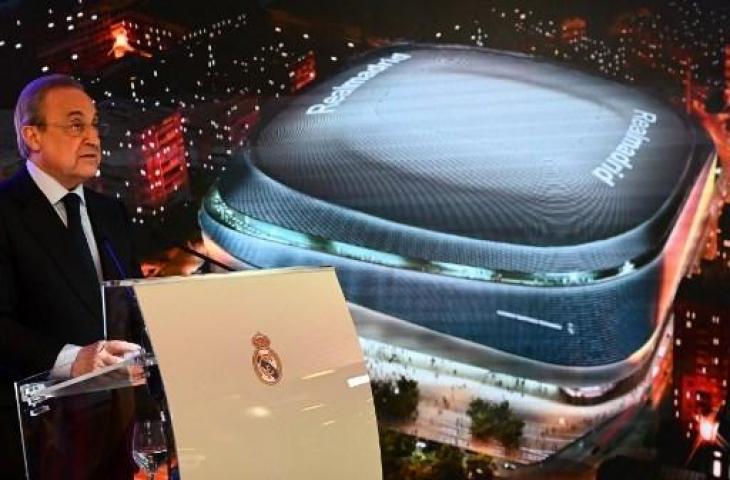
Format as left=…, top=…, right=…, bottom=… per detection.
left=216, top=45, right=713, bottom=275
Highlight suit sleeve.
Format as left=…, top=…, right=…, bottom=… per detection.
left=0, top=213, right=64, bottom=377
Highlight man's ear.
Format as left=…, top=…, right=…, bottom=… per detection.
left=21, top=126, right=41, bottom=153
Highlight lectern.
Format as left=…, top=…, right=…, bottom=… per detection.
left=15, top=267, right=382, bottom=479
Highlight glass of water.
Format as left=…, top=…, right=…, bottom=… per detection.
left=132, top=419, right=168, bottom=480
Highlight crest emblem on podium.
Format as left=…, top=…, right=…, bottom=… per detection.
left=251, top=333, right=283, bottom=385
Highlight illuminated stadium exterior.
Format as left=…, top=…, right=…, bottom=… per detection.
left=200, top=45, right=716, bottom=388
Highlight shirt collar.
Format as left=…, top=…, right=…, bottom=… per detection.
left=26, top=160, right=86, bottom=206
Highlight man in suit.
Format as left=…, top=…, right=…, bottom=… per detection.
left=0, top=74, right=143, bottom=478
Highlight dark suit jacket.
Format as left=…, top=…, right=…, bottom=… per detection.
left=0, top=165, right=142, bottom=478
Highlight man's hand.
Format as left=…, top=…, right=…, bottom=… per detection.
left=70, top=340, right=141, bottom=378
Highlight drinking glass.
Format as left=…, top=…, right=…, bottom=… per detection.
left=132, top=419, right=168, bottom=480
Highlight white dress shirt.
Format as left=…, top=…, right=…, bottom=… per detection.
left=26, top=160, right=104, bottom=378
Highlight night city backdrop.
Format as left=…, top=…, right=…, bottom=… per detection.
left=1, top=1, right=730, bottom=479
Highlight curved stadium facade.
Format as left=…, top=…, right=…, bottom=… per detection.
left=201, top=45, right=716, bottom=388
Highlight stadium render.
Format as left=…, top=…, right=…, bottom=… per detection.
left=200, top=45, right=716, bottom=395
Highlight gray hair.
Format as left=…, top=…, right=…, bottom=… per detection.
left=13, top=74, right=86, bottom=159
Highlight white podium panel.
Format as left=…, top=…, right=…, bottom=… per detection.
left=130, top=267, right=381, bottom=480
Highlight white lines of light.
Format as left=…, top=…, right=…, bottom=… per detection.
left=245, top=406, right=271, bottom=418
left=301, top=403, right=325, bottom=412
left=496, top=309, right=563, bottom=331
left=301, top=369, right=335, bottom=380
left=347, top=374, right=370, bottom=388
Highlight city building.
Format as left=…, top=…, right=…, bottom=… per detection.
left=35, top=5, right=185, bottom=75
left=182, top=95, right=260, bottom=172
left=714, top=399, right=730, bottom=479
left=560, top=17, right=587, bottom=43
left=715, top=205, right=730, bottom=271
left=290, top=51, right=316, bottom=93
left=93, top=101, right=190, bottom=222
left=200, top=45, right=716, bottom=391
left=724, top=45, right=730, bottom=109
left=673, top=265, right=730, bottom=477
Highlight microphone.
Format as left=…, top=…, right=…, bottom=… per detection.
left=99, top=233, right=157, bottom=356
left=146, top=228, right=242, bottom=272
left=101, top=236, right=130, bottom=280
left=168, top=239, right=237, bottom=272
left=99, top=234, right=166, bottom=415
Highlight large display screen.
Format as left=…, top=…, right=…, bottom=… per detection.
left=1, top=0, right=729, bottom=478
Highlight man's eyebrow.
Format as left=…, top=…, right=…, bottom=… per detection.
left=65, top=111, right=99, bottom=123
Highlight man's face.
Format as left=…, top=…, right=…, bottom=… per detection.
left=26, top=87, right=101, bottom=189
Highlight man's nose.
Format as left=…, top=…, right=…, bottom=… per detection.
left=85, top=126, right=101, bottom=146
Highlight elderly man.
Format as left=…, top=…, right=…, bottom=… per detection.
left=0, top=74, right=143, bottom=478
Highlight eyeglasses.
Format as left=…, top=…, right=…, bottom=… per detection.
left=34, top=121, right=110, bottom=138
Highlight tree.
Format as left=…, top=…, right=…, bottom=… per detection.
left=372, top=376, right=420, bottom=422
left=401, top=444, right=466, bottom=480
left=496, top=415, right=525, bottom=451
left=379, top=428, right=416, bottom=461
left=379, top=428, right=416, bottom=480
left=465, top=454, right=495, bottom=480
left=467, top=399, right=524, bottom=450
left=401, top=452, right=435, bottom=480
left=467, top=399, right=501, bottom=439
left=431, top=444, right=466, bottom=480
left=379, top=430, right=479, bottom=480
left=392, top=376, right=420, bottom=420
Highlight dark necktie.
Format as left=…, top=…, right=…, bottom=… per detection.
left=62, top=192, right=99, bottom=284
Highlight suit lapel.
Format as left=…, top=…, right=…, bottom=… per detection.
left=9, top=167, right=103, bottom=319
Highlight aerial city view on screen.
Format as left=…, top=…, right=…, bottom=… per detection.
left=1, top=0, right=730, bottom=478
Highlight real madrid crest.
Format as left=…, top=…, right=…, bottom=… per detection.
left=251, top=332, right=283, bottom=385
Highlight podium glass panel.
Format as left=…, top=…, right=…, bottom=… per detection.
left=15, top=269, right=381, bottom=480
left=14, top=282, right=169, bottom=480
